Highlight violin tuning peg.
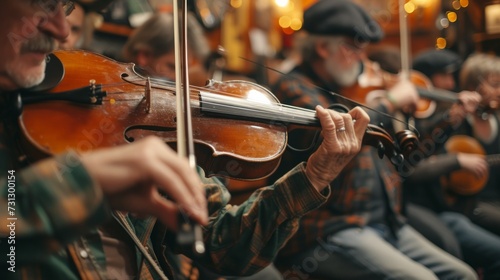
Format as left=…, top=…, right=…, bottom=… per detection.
left=390, top=154, right=405, bottom=168
left=377, top=142, right=385, bottom=159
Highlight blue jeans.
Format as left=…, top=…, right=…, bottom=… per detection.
left=278, top=225, right=477, bottom=280
left=440, top=212, right=500, bottom=280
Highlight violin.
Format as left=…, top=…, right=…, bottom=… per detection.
left=341, top=60, right=460, bottom=119
left=440, top=135, right=500, bottom=196
left=16, top=50, right=419, bottom=181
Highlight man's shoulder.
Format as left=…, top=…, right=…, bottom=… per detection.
left=272, top=70, right=321, bottom=97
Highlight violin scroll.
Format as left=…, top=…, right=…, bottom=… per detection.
left=395, top=130, right=419, bottom=159
left=361, top=125, right=418, bottom=168
left=330, top=102, right=419, bottom=167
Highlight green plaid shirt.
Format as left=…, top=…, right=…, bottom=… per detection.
left=0, top=124, right=329, bottom=279
left=271, top=64, right=406, bottom=257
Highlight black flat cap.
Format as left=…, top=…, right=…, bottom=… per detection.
left=303, top=0, right=383, bottom=43
left=413, top=49, right=462, bottom=78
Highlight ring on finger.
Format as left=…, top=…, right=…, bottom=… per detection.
left=337, top=127, right=346, bottom=132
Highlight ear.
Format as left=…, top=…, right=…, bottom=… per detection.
left=315, top=40, right=332, bottom=59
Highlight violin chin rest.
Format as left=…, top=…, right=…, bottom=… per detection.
left=24, top=53, right=64, bottom=93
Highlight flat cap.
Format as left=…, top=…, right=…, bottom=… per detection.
left=303, top=0, right=383, bottom=43
left=413, top=49, right=462, bottom=78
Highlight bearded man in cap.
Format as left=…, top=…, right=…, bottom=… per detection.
left=0, top=1, right=372, bottom=279
left=271, top=0, right=477, bottom=279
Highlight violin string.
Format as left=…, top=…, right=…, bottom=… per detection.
left=237, top=56, right=420, bottom=134
left=95, top=61, right=417, bottom=134
left=99, top=79, right=317, bottom=126
left=92, top=78, right=408, bottom=144
left=197, top=92, right=318, bottom=125
left=104, top=76, right=407, bottom=128
left=119, top=77, right=318, bottom=122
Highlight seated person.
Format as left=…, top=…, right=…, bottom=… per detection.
left=0, top=1, right=369, bottom=279
left=271, top=1, right=477, bottom=279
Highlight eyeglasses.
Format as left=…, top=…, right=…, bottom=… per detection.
left=479, top=76, right=500, bottom=90
left=62, top=0, right=75, bottom=16
left=34, top=0, right=75, bottom=16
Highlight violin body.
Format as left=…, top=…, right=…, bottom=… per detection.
left=440, top=135, right=488, bottom=196
left=341, top=60, right=453, bottom=119
left=18, top=50, right=287, bottom=180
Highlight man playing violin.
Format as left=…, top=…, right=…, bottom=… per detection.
left=271, top=0, right=477, bottom=279
left=0, top=1, right=371, bottom=279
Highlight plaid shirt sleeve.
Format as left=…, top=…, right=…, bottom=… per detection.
left=0, top=151, right=111, bottom=263
left=272, top=70, right=406, bottom=258
left=198, top=163, right=330, bottom=276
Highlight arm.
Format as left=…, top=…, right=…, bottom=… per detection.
left=0, top=151, right=111, bottom=262
left=198, top=106, right=370, bottom=276
left=1, top=136, right=210, bottom=263
left=200, top=163, right=328, bottom=276
left=406, top=153, right=461, bottom=184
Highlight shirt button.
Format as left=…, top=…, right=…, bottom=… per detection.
left=80, top=250, right=89, bottom=259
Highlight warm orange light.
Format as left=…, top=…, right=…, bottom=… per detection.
left=275, top=0, right=289, bottom=8
left=290, top=18, right=302, bottom=30
left=436, top=37, right=447, bottom=49
left=404, top=1, right=416, bottom=14
left=412, top=0, right=432, bottom=8
left=279, top=16, right=292, bottom=28
left=460, top=0, right=469, bottom=8
left=447, top=11, right=458, bottom=22
left=230, top=0, right=242, bottom=8
left=452, top=0, right=461, bottom=10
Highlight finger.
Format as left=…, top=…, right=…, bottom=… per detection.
left=140, top=195, right=183, bottom=229
left=328, top=108, right=346, bottom=133
left=151, top=194, right=202, bottom=229
left=316, top=105, right=339, bottom=142
left=147, top=151, right=208, bottom=223
left=348, top=107, right=370, bottom=142
left=154, top=146, right=207, bottom=212
left=477, top=162, right=489, bottom=179
left=338, top=112, right=355, bottom=151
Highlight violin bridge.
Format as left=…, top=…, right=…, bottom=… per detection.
left=145, top=77, right=151, bottom=113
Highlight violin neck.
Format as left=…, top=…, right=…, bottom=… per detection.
left=417, top=87, right=458, bottom=103
left=486, top=154, right=500, bottom=166
left=199, top=91, right=320, bottom=128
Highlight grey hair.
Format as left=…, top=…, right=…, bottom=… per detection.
left=122, top=12, right=210, bottom=63
left=301, top=34, right=344, bottom=62
left=460, top=53, right=500, bottom=91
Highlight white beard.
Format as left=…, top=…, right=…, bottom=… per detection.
left=6, top=59, right=46, bottom=89
left=325, top=59, right=361, bottom=87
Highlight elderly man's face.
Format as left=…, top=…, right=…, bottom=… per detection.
left=60, top=3, right=85, bottom=50
left=0, top=0, right=70, bottom=91
left=324, top=37, right=364, bottom=87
